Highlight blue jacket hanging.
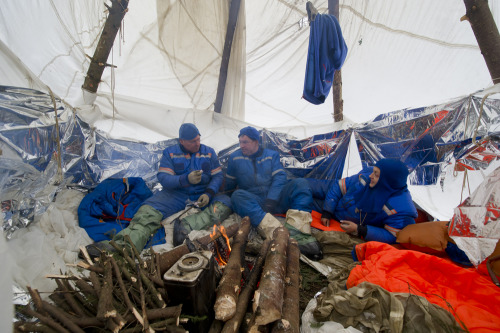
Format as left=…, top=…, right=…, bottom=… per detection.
left=303, top=14, right=348, bottom=105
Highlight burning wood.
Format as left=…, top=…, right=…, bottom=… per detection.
left=221, top=238, right=272, bottom=333
left=210, top=224, right=232, bottom=266
left=158, top=222, right=241, bottom=275
left=214, top=218, right=251, bottom=321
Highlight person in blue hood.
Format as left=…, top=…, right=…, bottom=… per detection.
left=320, top=158, right=417, bottom=243
left=225, top=126, right=322, bottom=259
left=84, top=123, right=232, bottom=258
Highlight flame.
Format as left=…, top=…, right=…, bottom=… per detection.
left=210, top=224, right=231, bottom=266
left=219, top=225, right=231, bottom=252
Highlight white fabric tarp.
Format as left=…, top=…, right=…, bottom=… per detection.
left=1, top=0, right=499, bottom=139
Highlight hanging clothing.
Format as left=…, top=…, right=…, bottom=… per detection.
left=303, top=14, right=348, bottom=105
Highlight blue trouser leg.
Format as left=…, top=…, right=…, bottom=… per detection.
left=231, top=190, right=266, bottom=227
left=143, top=190, right=189, bottom=218
left=278, top=178, right=313, bottom=212
left=112, top=190, right=189, bottom=251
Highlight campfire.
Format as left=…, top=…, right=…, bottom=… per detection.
left=209, top=224, right=232, bottom=266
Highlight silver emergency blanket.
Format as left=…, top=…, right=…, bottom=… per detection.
left=1, top=85, right=500, bottom=250
left=449, top=166, right=500, bottom=265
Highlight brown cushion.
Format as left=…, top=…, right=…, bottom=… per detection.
left=396, top=221, right=450, bottom=251
left=490, top=240, right=500, bottom=277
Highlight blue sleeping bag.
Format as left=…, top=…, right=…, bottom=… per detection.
left=303, top=14, right=348, bottom=105
left=78, top=177, right=165, bottom=246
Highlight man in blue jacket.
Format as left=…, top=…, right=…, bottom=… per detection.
left=225, top=126, right=322, bottom=259
left=320, top=158, right=418, bottom=243
left=85, top=123, right=231, bottom=257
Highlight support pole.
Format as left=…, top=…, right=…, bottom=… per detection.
left=82, top=0, right=129, bottom=94
left=214, top=0, right=241, bottom=114
left=329, top=0, right=344, bottom=122
left=462, top=0, right=500, bottom=85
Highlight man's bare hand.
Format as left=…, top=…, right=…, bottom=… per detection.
left=339, top=220, right=358, bottom=234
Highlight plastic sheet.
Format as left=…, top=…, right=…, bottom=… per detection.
left=449, top=166, right=500, bottom=266
left=2, top=86, right=500, bottom=268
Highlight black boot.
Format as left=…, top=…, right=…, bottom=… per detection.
left=173, top=218, right=192, bottom=247
left=79, top=241, right=117, bottom=260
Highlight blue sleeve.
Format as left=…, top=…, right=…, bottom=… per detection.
left=157, top=149, right=185, bottom=190
left=266, top=152, right=287, bottom=201
left=205, top=149, right=223, bottom=196
left=365, top=214, right=415, bottom=244
left=323, top=179, right=342, bottom=214
left=364, top=225, right=398, bottom=243
left=224, top=156, right=237, bottom=192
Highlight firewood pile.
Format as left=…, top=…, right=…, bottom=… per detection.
left=210, top=220, right=301, bottom=333
left=13, top=217, right=301, bottom=333
left=14, top=236, right=188, bottom=333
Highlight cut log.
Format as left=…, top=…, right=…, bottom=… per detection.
left=221, top=239, right=271, bottom=333
left=252, top=227, right=290, bottom=326
left=271, top=239, right=300, bottom=333
left=214, top=218, right=251, bottom=321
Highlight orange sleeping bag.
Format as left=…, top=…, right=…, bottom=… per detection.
left=348, top=241, right=500, bottom=333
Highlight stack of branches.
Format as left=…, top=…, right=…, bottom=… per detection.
left=14, top=236, right=187, bottom=333
left=210, top=225, right=301, bottom=333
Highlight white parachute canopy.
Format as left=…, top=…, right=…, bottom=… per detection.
left=0, top=0, right=499, bottom=142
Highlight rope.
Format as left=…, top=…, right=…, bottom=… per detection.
left=345, top=130, right=352, bottom=178
left=472, top=92, right=497, bottom=146
left=459, top=168, right=470, bottom=205
left=47, top=87, right=63, bottom=184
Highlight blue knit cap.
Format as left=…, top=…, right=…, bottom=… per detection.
left=238, top=126, right=259, bottom=141
left=179, top=123, right=200, bottom=140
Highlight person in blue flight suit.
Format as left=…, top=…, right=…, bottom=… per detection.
left=85, top=123, right=231, bottom=258
left=320, top=158, right=417, bottom=243
left=225, top=126, right=322, bottom=259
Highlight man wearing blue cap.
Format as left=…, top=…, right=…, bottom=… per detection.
left=225, top=126, right=322, bottom=259
left=84, top=123, right=231, bottom=257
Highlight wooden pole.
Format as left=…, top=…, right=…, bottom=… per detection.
left=329, top=0, right=344, bottom=122
left=462, top=0, right=500, bottom=84
left=82, top=0, right=129, bottom=94
left=214, top=0, right=242, bottom=113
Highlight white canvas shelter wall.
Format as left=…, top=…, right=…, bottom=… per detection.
left=1, top=0, right=499, bottom=143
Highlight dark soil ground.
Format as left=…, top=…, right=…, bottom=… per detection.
left=299, top=261, right=328, bottom=320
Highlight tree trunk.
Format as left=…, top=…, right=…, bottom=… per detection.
left=329, top=0, right=344, bottom=121
left=214, top=218, right=251, bottom=321
left=82, top=0, right=129, bottom=93
left=271, top=239, right=300, bottom=333
left=333, top=71, right=343, bottom=122
left=252, top=227, right=290, bottom=326
left=221, top=239, right=272, bottom=333
left=463, top=0, right=500, bottom=84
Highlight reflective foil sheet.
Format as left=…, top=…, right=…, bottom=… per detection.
left=1, top=86, right=500, bottom=266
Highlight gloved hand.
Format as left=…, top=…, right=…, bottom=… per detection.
left=263, top=199, right=278, bottom=213
left=188, top=170, right=202, bottom=184
left=197, top=194, right=210, bottom=208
